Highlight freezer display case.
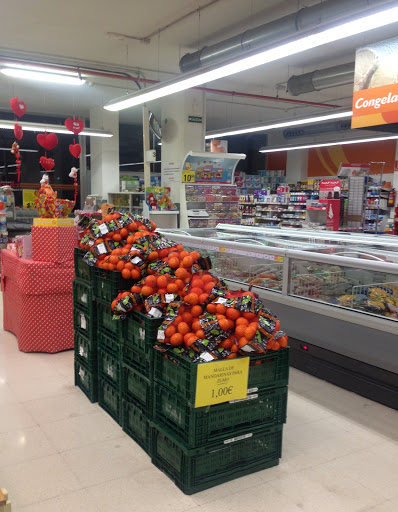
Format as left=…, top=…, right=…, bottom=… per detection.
left=159, top=224, right=398, bottom=409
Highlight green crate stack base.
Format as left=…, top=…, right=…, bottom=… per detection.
left=122, top=397, right=151, bottom=454
left=73, top=304, right=96, bottom=339
left=122, top=343, right=153, bottom=379
left=73, top=279, right=95, bottom=316
left=124, top=310, right=163, bottom=356
left=74, top=360, right=98, bottom=403
left=122, top=363, right=153, bottom=416
left=154, top=347, right=290, bottom=406
left=93, top=266, right=134, bottom=303
left=151, top=423, right=282, bottom=495
left=98, top=346, right=122, bottom=392
left=153, top=385, right=287, bottom=449
left=74, top=331, right=97, bottom=369
left=74, top=247, right=94, bottom=284
left=96, top=300, right=124, bottom=339
left=98, top=377, right=122, bottom=425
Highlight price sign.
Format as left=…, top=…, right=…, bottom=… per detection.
left=195, top=357, right=249, bottom=408
left=182, top=170, right=195, bottom=183
left=23, top=190, right=36, bottom=208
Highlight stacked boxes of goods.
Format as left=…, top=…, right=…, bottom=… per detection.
left=94, top=267, right=135, bottom=423
left=151, top=343, right=289, bottom=494
left=76, top=212, right=290, bottom=494
left=73, top=247, right=98, bottom=402
left=121, top=310, right=162, bottom=451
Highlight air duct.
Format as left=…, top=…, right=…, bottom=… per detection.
left=179, top=0, right=393, bottom=72
left=287, top=63, right=355, bottom=96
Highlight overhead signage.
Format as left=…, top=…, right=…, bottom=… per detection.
left=182, top=154, right=242, bottom=184
left=188, top=115, right=203, bottom=123
left=352, top=36, right=398, bottom=128
left=337, top=163, right=371, bottom=177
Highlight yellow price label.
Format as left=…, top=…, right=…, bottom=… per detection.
left=23, top=189, right=36, bottom=208
left=219, top=247, right=226, bottom=252
left=195, top=357, right=249, bottom=408
left=182, top=170, right=195, bottom=183
left=274, top=256, right=284, bottom=262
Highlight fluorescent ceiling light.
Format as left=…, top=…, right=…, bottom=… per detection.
left=0, top=120, right=112, bottom=138
left=104, top=5, right=398, bottom=111
left=158, top=142, right=162, bottom=146
left=205, top=110, right=353, bottom=139
left=120, top=161, right=161, bottom=166
left=3, top=63, right=79, bottom=76
left=1, top=67, right=85, bottom=86
left=259, top=134, right=398, bottom=153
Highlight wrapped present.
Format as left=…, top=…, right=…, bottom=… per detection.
left=34, top=183, right=75, bottom=218
left=1, top=250, right=74, bottom=353
left=32, top=225, right=78, bottom=263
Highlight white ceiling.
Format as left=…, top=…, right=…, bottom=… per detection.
left=0, top=0, right=397, bottom=131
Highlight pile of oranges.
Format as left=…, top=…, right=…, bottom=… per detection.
left=80, top=212, right=288, bottom=358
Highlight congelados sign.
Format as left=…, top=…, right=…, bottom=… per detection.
left=352, top=37, right=398, bottom=129
left=352, top=83, right=398, bottom=128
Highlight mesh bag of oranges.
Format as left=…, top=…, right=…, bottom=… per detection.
left=79, top=212, right=288, bottom=361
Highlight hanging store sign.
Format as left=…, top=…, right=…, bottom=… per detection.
left=352, top=36, right=398, bottom=128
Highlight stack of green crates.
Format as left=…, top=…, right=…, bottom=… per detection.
left=94, top=266, right=135, bottom=426
left=151, top=347, right=290, bottom=494
left=73, top=247, right=98, bottom=402
left=121, top=310, right=162, bottom=452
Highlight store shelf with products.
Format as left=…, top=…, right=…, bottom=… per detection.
left=239, top=192, right=308, bottom=228
left=108, top=192, right=144, bottom=215
left=185, top=184, right=240, bottom=228
left=159, top=224, right=398, bottom=410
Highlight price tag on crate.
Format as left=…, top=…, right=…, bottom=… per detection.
left=195, top=357, right=249, bottom=408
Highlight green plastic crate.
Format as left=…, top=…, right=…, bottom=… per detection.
left=74, top=360, right=98, bottom=403
left=73, top=279, right=94, bottom=315
left=122, top=364, right=152, bottom=415
left=98, top=378, right=122, bottom=425
left=94, top=267, right=133, bottom=303
left=74, top=332, right=97, bottom=368
left=96, top=300, right=123, bottom=339
left=151, top=423, right=282, bottom=495
left=124, top=310, right=162, bottom=356
left=74, top=247, right=94, bottom=284
left=98, top=331, right=122, bottom=357
left=73, top=304, right=96, bottom=339
left=98, top=347, right=122, bottom=390
left=153, top=386, right=287, bottom=448
left=122, top=344, right=152, bottom=379
left=122, top=398, right=151, bottom=454
left=153, top=347, right=290, bottom=406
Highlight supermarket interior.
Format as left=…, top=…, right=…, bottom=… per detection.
left=1, top=1, right=398, bottom=511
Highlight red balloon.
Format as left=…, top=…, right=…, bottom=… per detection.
left=69, top=143, right=81, bottom=159
left=37, top=133, right=58, bottom=151
left=10, top=96, right=26, bottom=118
left=40, top=156, right=55, bottom=171
left=65, top=118, right=84, bottom=135
left=14, top=123, right=23, bottom=141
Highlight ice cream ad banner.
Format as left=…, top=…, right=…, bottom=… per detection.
left=352, top=36, right=398, bottom=129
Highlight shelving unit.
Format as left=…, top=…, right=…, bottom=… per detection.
left=185, top=184, right=240, bottom=228
left=108, top=192, right=144, bottom=215
left=239, top=198, right=307, bottom=228
left=364, top=186, right=391, bottom=233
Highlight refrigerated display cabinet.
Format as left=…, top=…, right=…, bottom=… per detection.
left=159, top=224, right=398, bottom=409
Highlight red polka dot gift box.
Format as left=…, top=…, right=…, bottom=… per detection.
left=32, top=225, right=78, bottom=263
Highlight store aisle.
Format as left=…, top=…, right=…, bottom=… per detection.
left=1, top=312, right=398, bottom=511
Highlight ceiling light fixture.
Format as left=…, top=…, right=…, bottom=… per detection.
left=0, top=147, right=38, bottom=152
left=0, top=120, right=112, bottom=138
left=205, top=110, right=353, bottom=139
left=1, top=64, right=85, bottom=86
left=259, top=134, right=398, bottom=153
left=104, top=5, right=398, bottom=111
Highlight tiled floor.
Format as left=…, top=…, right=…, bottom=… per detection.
left=1, top=320, right=398, bottom=511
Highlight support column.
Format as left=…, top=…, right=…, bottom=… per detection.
left=90, top=107, right=120, bottom=200
left=393, top=141, right=398, bottom=207
left=161, top=90, right=205, bottom=202
left=285, top=149, right=309, bottom=183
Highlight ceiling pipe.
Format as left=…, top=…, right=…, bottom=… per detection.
left=179, top=0, right=392, bottom=72
left=287, top=62, right=355, bottom=96
left=0, top=56, right=339, bottom=108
